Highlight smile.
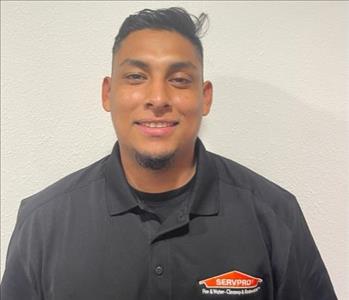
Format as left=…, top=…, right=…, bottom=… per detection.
left=135, top=121, right=178, bottom=128
left=135, top=120, right=179, bottom=137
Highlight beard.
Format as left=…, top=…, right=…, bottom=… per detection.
left=134, top=150, right=175, bottom=170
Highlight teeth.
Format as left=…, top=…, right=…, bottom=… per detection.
left=142, top=122, right=174, bottom=128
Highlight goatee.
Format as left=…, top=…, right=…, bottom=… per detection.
left=134, top=151, right=175, bottom=170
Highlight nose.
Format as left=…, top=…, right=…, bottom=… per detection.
left=145, top=79, right=171, bottom=113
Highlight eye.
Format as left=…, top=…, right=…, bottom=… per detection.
left=124, top=73, right=147, bottom=84
left=169, top=75, right=192, bottom=87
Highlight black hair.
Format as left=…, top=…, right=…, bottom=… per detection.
left=112, top=7, right=209, bottom=61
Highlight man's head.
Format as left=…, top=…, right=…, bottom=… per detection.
left=112, top=7, right=207, bottom=66
left=102, top=7, right=212, bottom=171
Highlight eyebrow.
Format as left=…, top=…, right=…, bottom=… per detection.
left=119, top=59, right=149, bottom=70
left=169, top=61, right=198, bottom=71
left=118, top=59, right=198, bottom=71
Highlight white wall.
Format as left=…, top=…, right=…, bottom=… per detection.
left=1, top=1, right=348, bottom=298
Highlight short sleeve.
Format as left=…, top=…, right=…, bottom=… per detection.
left=276, top=199, right=337, bottom=299
left=1, top=201, right=41, bottom=300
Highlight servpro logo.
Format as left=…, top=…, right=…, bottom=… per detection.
left=199, top=270, right=263, bottom=296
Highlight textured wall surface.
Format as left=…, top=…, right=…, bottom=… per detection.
left=1, top=1, right=348, bottom=298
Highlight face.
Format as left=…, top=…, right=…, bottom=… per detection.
left=102, top=29, right=212, bottom=165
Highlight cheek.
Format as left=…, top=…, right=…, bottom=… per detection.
left=112, top=89, right=145, bottom=116
left=173, top=94, right=204, bottom=117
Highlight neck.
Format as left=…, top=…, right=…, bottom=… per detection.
left=119, top=146, right=196, bottom=193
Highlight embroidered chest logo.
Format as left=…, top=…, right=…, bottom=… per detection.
left=199, top=270, right=263, bottom=296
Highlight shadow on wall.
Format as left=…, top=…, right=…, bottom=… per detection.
left=200, top=75, right=348, bottom=216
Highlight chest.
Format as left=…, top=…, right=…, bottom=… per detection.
left=44, top=208, right=275, bottom=300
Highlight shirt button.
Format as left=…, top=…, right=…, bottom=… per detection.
left=178, top=213, right=186, bottom=222
left=154, top=265, right=164, bottom=276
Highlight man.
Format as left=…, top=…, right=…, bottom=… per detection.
left=1, top=7, right=337, bottom=300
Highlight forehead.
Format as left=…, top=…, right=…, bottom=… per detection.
left=114, top=29, right=202, bottom=68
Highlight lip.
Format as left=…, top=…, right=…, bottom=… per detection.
left=134, top=119, right=179, bottom=137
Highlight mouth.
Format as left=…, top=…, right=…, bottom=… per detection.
left=134, top=120, right=179, bottom=137
left=135, top=120, right=179, bottom=128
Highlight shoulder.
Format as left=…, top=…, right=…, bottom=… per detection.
left=208, top=151, right=301, bottom=224
left=17, top=155, right=109, bottom=226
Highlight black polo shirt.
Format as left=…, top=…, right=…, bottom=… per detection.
left=132, top=172, right=195, bottom=224
left=1, top=139, right=337, bottom=299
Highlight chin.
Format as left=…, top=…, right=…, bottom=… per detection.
left=134, top=148, right=176, bottom=170
left=136, top=148, right=176, bottom=160
left=136, top=142, right=177, bottom=157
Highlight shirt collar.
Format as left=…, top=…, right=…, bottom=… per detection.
left=103, top=143, right=138, bottom=215
left=188, top=139, right=220, bottom=216
left=103, top=139, right=220, bottom=216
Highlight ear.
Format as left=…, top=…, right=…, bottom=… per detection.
left=202, top=80, right=213, bottom=116
left=102, top=76, right=112, bottom=112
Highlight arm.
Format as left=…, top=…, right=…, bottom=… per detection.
left=1, top=203, right=42, bottom=300
left=276, top=199, right=337, bottom=299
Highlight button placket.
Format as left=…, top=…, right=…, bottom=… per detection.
left=149, top=240, right=170, bottom=300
